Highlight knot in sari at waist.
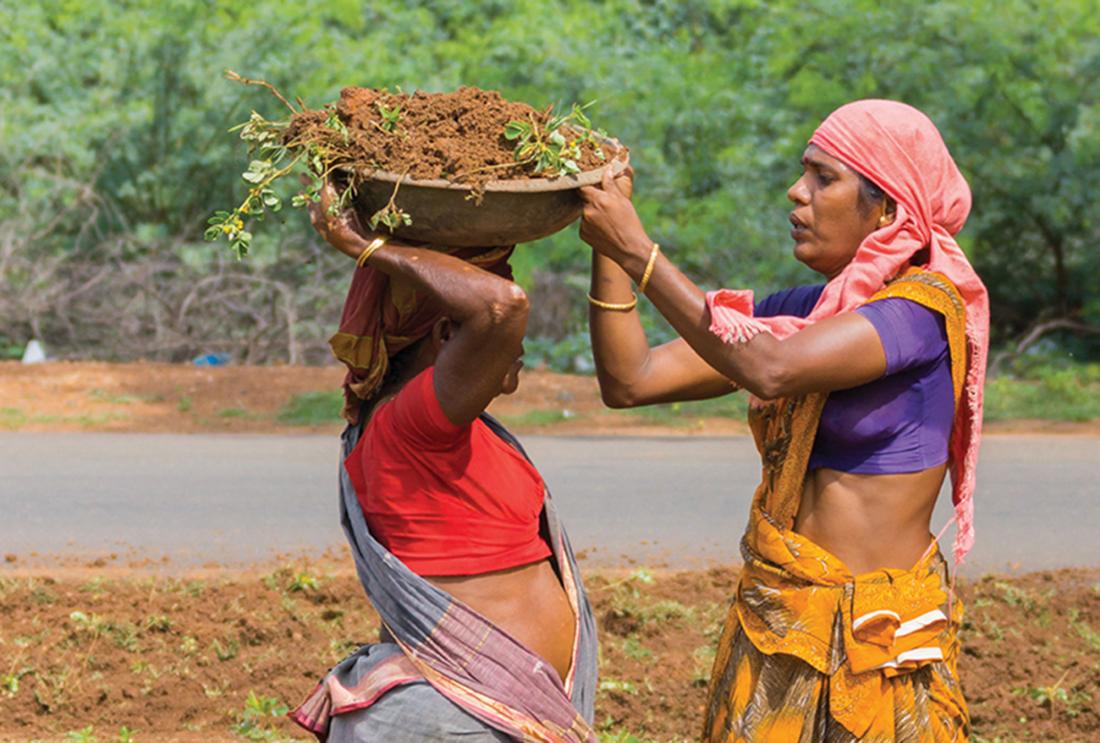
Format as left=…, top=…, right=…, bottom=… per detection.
left=736, top=507, right=960, bottom=737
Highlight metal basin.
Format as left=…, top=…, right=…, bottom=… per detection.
left=348, top=145, right=629, bottom=247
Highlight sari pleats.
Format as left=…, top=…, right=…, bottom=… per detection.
left=705, top=614, right=968, bottom=742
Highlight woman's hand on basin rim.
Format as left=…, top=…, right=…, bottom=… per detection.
left=578, top=166, right=653, bottom=267
left=307, top=178, right=395, bottom=261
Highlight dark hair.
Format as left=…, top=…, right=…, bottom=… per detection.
left=857, top=173, right=894, bottom=217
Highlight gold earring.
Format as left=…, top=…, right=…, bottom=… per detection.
left=878, top=213, right=890, bottom=227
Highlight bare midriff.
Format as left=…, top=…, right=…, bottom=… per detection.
left=424, top=558, right=576, bottom=683
left=793, top=464, right=948, bottom=575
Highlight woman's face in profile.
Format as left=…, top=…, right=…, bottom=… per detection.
left=787, top=144, right=882, bottom=279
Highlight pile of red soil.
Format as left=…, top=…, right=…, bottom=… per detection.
left=287, top=86, right=615, bottom=187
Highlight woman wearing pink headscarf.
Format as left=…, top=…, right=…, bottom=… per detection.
left=579, top=100, right=987, bottom=741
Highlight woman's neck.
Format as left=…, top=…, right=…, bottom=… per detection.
left=363, top=358, right=434, bottom=423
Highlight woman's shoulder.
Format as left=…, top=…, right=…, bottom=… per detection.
left=754, top=283, right=826, bottom=319
left=869, top=267, right=965, bottom=323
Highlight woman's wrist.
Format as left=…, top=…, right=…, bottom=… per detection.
left=620, top=234, right=657, bottom=281
left=591, top=252, right=636, bottom=306
left=355, top=236, right=389, bottom=268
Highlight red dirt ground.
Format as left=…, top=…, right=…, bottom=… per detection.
left=2, top=360, right=1097, bottom=437
left=0, top=558, right=1097, bottom=742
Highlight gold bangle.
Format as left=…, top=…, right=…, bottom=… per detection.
left=587, top=292, right=638, bottom=312
left=637, top=242, right=660, bottom=294
left=356, top=237, right=388, bottom=268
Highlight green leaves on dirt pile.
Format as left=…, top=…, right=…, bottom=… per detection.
left=375, top=101, right=403, bottom=133
left=204, top=75, right=335, bottom=259
left=504, top=102, right=606, bottom=176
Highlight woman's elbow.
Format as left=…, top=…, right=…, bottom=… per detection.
left=595, top=374, right=642, bottom=409
left=741, top=363, right=793, bottom=400
left=487, top=284, right=529, bottom=330
left=599, top=386, right=636, bottom=409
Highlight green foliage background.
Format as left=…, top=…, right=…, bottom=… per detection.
left=3, top=0, right=1099, bottom=365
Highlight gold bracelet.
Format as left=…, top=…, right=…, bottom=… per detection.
left=587, top=292, right=638, bottom=312
left=637, top=242, right=660, bottom=294
left=356, top=237, right=388, bottom=268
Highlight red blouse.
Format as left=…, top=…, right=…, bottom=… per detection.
left=344, top=367, right=551, bottom=576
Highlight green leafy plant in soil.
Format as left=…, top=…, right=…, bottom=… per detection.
left=233, top=690, right=291, bottom=741
left=61, top=724, right=137, bottom=742
left=205, top=71, right=357, bottom=259
left=504, top=101, right=606, bottom=176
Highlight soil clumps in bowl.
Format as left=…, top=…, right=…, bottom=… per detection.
left=286, top=86, right=616, bottom=188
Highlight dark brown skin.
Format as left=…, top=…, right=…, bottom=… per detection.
left=309, top=184, right=576, bottom=681
left=579, top=146, right=946, bottom=574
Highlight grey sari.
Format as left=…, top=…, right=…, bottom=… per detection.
left=291, top=414, right=598, bottom=742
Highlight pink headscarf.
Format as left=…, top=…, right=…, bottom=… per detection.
left=705, top=100, right=990, bottom=564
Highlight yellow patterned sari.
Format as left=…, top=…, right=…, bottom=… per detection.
left=703, top=269, right=970, bottom=742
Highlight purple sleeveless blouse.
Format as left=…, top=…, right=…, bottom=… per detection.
left=754, top=285, right=954, bottom=475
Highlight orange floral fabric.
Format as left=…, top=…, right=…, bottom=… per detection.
left=703, top=270, right=970, bottom=742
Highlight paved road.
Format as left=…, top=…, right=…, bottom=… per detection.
left=1, top=432, right=1096, bottom=573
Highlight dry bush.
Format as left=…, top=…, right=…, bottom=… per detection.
left=0, top=174, right=349, bottom=364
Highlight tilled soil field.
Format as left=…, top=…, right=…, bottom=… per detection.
left=1, top=559, right=1098, bottom=742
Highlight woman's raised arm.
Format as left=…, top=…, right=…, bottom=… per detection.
left=580, top=170, right=887, bottom=400
left=589, top=249, right=734, bottom=407
left=584, top=169, right=732, bottom=407
left=309, top=182, right=527, bottom=426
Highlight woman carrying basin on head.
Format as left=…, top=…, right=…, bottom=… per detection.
left=290, top=182, right=598, bottom=742
left=579, top=100, right=988, bottom=741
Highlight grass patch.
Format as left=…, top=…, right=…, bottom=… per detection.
left=29, top=412, right=130, bottom=427
left=88, top=389, right=139, bottom=405
left=621, top=636, right=652, bottom=661
left=215, top=407, right=251, bottom=419
left=500, top=408, right=577, bottom=427
left=692, top=643, right=717, bottom=686
left=985, top=364, right=1100, bottom=422
left=1068, top=609, right=1100, bottom=653
left=623, top=394, right=749, bottom=427
left=276, top=390, right=343, bottom=427
left=598, top=732, right=662, bottom=743
left=0, top=407, right=27, bottom=430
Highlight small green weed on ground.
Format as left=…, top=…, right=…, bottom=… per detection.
left=88, top=389, right=140, bottom=405
left=0, top=406, right=27, bottom=429
left=622, top=395, right=750, bottom=427
left=276, top=390, right=344, bottom=427
left=500, top=408, right=576, bottom=427
left=216, top=407, right=253, bottom=419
